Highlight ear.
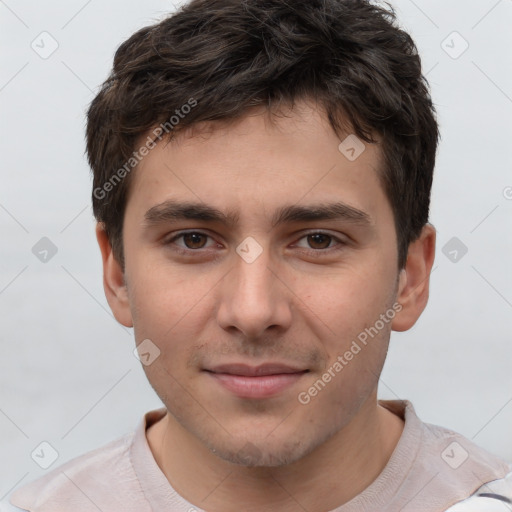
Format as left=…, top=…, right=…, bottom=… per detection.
left=392, top=224, right=436, bottom=332
left=95, top=223, right=133, bottom=328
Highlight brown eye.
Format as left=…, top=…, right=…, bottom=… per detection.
left=182, top=232, right=208, bottom=249
left=294, top=231, right=347, bottom=257
left=306, top=233, right=332, bottom=250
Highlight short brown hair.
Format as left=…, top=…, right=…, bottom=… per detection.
left=86, top=0, right=439, bottom=269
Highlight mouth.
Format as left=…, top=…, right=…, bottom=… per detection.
left=204, top=363, right=310, bottom=399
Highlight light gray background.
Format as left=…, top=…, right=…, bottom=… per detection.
left=1, top=0, right=511, bottom=499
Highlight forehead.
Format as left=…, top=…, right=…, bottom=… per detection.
left=126, top=103, right=389, bottom=229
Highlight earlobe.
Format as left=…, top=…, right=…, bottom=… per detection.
left=391, top=224, right=436, bottom=332
left=95, top=223, right=133, bottom=328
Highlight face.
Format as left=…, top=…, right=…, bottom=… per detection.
left=109, top=102, right=409, bottom=467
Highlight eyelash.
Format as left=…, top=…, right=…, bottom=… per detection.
left=164, top=230, right=347, bottom=257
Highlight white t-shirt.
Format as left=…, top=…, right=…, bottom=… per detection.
left=8, top=400, right=512, bottom=511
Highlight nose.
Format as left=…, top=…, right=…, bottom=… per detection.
left=216, top=243, right=293, bottom=340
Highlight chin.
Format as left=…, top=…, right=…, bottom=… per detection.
left=213, top=442, right=305, bottom=467
left=202, top=428, right=326, bottom=468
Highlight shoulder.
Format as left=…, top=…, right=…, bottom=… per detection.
left=386, top=400, right=509, bottom=479
left=8, top=431, right=149, bottom=512
left=379, top=400, right=511, bottom=510
left=417, top=409, right=510, bottom=504
left=445, top=468, right=512, bottom=511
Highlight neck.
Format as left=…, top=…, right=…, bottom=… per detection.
left=147, top=394, right=404, bottom=512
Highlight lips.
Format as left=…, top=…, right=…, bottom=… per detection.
left=207, top=363, right=308, bottom=377
left=204, top=363, right=309, bottom=399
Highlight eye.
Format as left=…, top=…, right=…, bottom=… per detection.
left=164, top=230, right=347, bottom=257
left=294, top=231, right=346, bottom=254
left=165, top=231, right=217, bottom=251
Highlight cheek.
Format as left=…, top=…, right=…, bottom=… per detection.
left=127, top=254, right=214, bottom=334
left=296, top=267, right=396, bottom=402
left=296, top=265, right=394, bottom=336
left=299, top=322, right=391, bottom=421
left=127, top=259, right=214, bottom=369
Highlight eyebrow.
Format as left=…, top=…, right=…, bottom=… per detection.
left=143, top=199, right=372, bottom=229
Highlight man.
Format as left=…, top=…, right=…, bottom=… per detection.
left=9, top=0, right=511, bottom=510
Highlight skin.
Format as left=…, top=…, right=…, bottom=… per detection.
left=97, top=101, right=436, bottom=512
